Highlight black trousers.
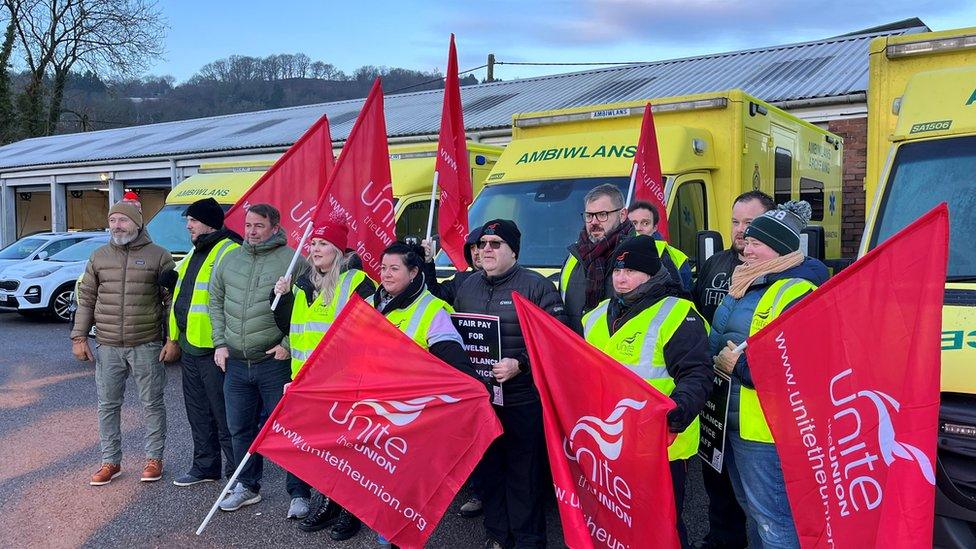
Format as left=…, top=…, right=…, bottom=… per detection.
left=672, top=460, right=689, bottom=548
left=702, top=457, right=748, bottom=547
left=476, top=400, right=548, bottom=549
left=181, top=351, right=234, bottom=479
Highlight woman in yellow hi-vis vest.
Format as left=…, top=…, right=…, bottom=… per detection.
left=370, top=241, right=489, bottom=548
left=270, top=221, right=374, bottom=540
left=710, top=201, right=828, bottom=549
left=581, top=235, right=713, bottom=548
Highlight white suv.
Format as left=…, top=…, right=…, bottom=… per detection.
left=0, top=231, right=105, bottom=276
left=0, top=235, right=109, bottom=321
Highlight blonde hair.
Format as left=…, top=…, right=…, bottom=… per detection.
left=308, top=242, right=345, bottom=307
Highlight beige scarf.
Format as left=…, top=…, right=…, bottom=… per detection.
left=728, top=251, right=804, bottom=298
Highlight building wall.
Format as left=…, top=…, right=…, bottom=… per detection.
left=827, top=116, right=868, bottom=258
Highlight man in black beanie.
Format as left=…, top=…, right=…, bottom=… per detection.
left=581, top=234, right=713, bottom=548
left=166, top=197, right=244, bottom=487
left=453, top=218, right=567, bottom=549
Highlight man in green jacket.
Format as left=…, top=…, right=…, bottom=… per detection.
left=208, top=203, right=311, bottom=519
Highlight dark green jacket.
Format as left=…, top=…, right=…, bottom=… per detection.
left=209, top=229, right=306, bottom=361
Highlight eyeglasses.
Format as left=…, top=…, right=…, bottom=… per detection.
left=477, top=240, right=504, bottom=250
left=582, top=208, right=622, bottom=222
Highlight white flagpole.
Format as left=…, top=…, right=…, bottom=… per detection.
left=625, top=163, right=638, bottom=207
left=733, top=341, right=747, bottom=353
left=425, top=170, right=439, bottom=242
left=195, top=451, right=253, bottom=535
left=271, top=221, right=314, bottom=311
left=424, top=170, right=440, bottom=260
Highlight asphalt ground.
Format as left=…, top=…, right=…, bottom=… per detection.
left=0, top=311, right=709, bottom=548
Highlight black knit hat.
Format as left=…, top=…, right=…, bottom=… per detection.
left=463, top=226, right=484, bottom=267
left=612, top=235, right=662, bottom=276
left=744, top=200, right=812, bottom=256
left=184, top=197, right=225, bottom=230
left=481, top=219, right=521, bottom=257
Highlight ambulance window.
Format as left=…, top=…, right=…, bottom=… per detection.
left=799, top=178, right=824, bottom=221
left=774, top=147, right=792, bottom=205
left=667, top=180, right=706, bottom=257
left=396, top=200, right=438, bottom=241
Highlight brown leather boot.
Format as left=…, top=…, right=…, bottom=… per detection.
left=90, top=463, right=122, bottom=486
left=140, top=459, right=163, bottom=482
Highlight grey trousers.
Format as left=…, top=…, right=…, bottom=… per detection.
left=95, top=341, right=167, bottom=464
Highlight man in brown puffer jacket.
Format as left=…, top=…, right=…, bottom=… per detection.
left=71, top=201, right=176, bottom=486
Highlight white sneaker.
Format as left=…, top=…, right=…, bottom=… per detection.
left=220, top=484, right=262, bottom=512
left=287, top=497, right=310, bottom=519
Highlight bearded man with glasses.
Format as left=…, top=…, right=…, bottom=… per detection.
left=558, top=183, right=635, bottom=332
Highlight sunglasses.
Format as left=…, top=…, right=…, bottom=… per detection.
left=477, top=240, right=505, bottom=250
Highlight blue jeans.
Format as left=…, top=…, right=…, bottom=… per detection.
left=224, top=356, right=309, bottom=498
left=725, top=428, right=800, bottom=549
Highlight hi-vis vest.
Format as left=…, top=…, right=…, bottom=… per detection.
left=738, top=278, right=817, bottom=443
left=289, top=269, right=368, bottom=378
left=657, top=240, right=689, bottom=272
left=383, top=290, right=454, bottom=350
left=582, top=296, right=702, bottom=460
left=168, top=238, right=239, bottom=348
left=560, top=240, right=688, bottom=302
left=560, top=255, right=578, bottom=303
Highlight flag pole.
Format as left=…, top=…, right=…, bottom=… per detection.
left=195, top=452, right=253, bottom=535
left=271, top=221, right=314, bottom=311
left=733, top=341, right=747, bottom=353
left=625, top=163, right=638, bottom=207
left=424, top=170, right=440, bottom=251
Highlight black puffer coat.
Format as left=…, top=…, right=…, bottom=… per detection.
left=453, top=264, right=568, bottom=406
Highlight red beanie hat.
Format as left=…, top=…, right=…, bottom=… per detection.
left=310, top=221, right=348, bottom=250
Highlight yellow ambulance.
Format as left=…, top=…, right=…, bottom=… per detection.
left=145, top=142, right=501, bottom=257
left=863, top=27, right=976, bottom=546
left=448, top=90, right=844, bottom=275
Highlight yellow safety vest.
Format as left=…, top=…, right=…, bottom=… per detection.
left=738, top=278, right=818, bottom=443
left=559, top=255, right=578, bottom=303
left=288, top=269, right=368, bottom=378
left=168, top=238, right=239, bottom=348
left=383, top=290, right=454, bottom=350
left=657, top=240, right=689, bottom=272
left=582, top=296, right=703, bottom=460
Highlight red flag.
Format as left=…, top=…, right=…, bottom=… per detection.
left=224, top=114, right=335, bottom=250
left=632, top=103, right=669, bottom=240
left=312, top=79, right=395, bottom=280
left=745, top=204, right=948, bottom=548
left=436, top=34, right=473, bottom=270
left=251, top=296, right=502, bottom=549
left=513, top=292, right=680, bottom=549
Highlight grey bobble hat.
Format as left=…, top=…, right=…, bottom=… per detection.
left=743, top=200, right=812, bottom=255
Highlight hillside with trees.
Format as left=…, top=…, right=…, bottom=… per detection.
left=0, top=1, right=477, bottom=144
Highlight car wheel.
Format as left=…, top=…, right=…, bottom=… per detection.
left=49, top=284, right=75, bottom=322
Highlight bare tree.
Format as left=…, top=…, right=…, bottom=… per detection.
left=0, top=0, right=21, bottom=143
left=11, top=0, right=165, bottom=136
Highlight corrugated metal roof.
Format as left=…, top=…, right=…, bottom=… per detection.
left=0, top=25, right=924, bottom=171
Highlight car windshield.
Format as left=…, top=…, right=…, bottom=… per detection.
left=870, top=135, right=976, bottom=280
left=435, top=177, right=630, bottom=269
left=0, top=237, right=46, bottom=259
left=146, top=204, right=220, bottom=254
left=49, top=239, right=108, bottom=262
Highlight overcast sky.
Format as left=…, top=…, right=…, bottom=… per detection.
left=151, top=1, right=976, bottom=83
